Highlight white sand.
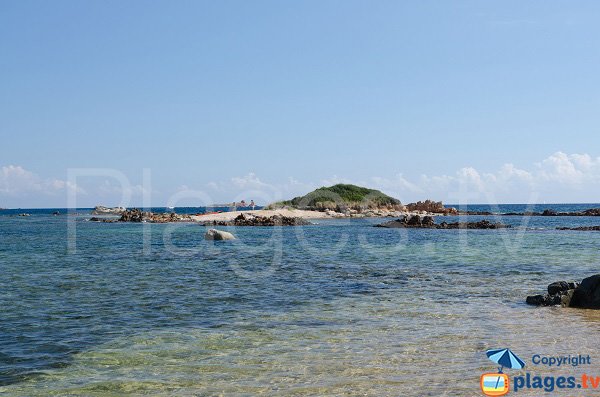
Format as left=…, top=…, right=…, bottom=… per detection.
left=190, top=208, right=334, bottom=222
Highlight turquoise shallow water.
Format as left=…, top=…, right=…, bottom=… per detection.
left=1, top=207, right=600, bottom=396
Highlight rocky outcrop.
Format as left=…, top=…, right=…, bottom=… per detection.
left=374, top=215, right=510, bottom=229
left=405, top=200, right=458, bottom=215
left=118, top=209, right=146, bottom=222
left=118, top=209, right=192, bottom=223
left=90, top=209, right=192, bottom=223
left=525, top=276, right=600, bottom=309
left=92, top=206, right=126, bottom=215
left=201, top=213, right=312, bottom=227
left=204, top=229, right=236, bottom=241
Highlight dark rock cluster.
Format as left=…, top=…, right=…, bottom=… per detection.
left=526, top=281, right=579, bottom=307
left=201, top=213, right=312, bottom=227
left=374, top=215, right=510, bottom=229
left=526, top=275, right=600, bottom=309
left=90, top=209, right=192, bottom=223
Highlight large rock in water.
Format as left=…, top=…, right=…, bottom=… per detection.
left=204, top=229, right=236, bottom=241
left=525, top=279, right=577, bottom=306
left=570, top=275, right=600, bottom=309
left=524, top=278, right=600, bottom=308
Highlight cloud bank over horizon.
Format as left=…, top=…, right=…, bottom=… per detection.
left=2, top=152, right=600, bottom=208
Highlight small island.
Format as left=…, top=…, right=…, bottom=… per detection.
left=91, top=184, right=490, bottom=227
left=193, top=184, right=462, bottom=225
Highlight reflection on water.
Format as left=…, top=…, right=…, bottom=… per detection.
left=1, top=212, right=600, bottom=396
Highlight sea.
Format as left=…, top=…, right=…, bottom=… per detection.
left=1, top=204, right=600, bottom=396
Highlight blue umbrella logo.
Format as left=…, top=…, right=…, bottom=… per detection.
left=486, top=348, right=525, bottom=373
left=485, top=348, right=525, bottom=392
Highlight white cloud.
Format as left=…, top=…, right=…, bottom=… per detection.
left=202, top=153, right=600, bottom=205
left=0, top=165, right=81, bottom=196
left=386, top=152, right=600, bottom=203
left=97, top=179, right=147, bottom=197
left=230, top=173, right=270, bottom=189
left=536, top=152, right=600, bottom=186
left=5, top=152, right=600, bottom=207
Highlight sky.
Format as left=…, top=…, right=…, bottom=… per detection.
left=1, top=1, right=600, bottom=207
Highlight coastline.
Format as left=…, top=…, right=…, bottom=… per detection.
left=190, top=208, right=429, bottom=223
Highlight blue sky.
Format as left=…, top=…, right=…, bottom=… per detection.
left=2, top=1, right=600, bottom=207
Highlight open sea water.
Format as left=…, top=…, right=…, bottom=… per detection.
left=1, top=205, right=600, bottom=396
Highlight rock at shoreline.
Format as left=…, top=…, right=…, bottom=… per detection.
left=204, top=229, right=236, bottom=241
left=201, top=213, right=312, bottom=227
left=374, top=215, right=510, bottom=229
left=525, top=279, right=596, bottom=308
left=547, top=281, right=572, bottom=295
left=570, top=275, right=600, bottom=309
left=92, top=206, right=126, bottom=215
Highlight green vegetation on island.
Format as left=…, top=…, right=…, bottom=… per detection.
left=267, top=184, right=402, bottom=211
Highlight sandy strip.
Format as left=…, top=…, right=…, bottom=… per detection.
left=190, top=208, right=335, bottom=223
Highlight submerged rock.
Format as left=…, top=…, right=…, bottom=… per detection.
left=89, top=217, right=117, bottom=223
left=458, top=210, right=494, bottom=215
left=504, top=208, right=600, bottom=217
left=204, top=229, right=236, bottom=241
left=374, top=215, right=510, bottom=229
left=526, top=294, right=563, bottom=306
left=556, top=226, right=600, bottom=231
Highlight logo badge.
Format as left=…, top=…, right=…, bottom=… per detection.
left=481, top=348, right=525, bottom=396
left=481, top=372, right=510, bottom=396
